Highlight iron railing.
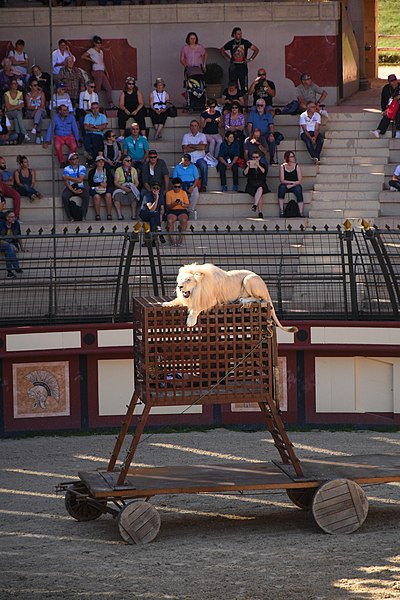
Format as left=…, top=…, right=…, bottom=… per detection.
left=1, top=225, right=399, bottom=326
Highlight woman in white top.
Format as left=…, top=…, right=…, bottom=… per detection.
left=8, top=40, right=29, bottom=77
left=52, top=39, right=75, bottom=77
left=148, top=78, right=170, bottom=140
left=81, top=36, right=114, bottom=108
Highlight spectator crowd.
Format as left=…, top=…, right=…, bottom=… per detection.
left=0, top=26, right=399, bottom=268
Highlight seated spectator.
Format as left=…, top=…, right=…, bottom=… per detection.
left=51, top=81, right=74, bottom=113
left=52, top=39, right=75, bottom=77
left=182, top=119, right=208, bottom=192
left=113, top=156, right=140, bottom=220
left=243, top=127, right=267, bottom=167
left=62, top=152, right=89, bottom=222
left=25, top=78, right=47, bottom=144
left=221, top=81, right=245, bottom=114
left=299, top=101, right=324, bottom=164
left=8, top=40, right=29, bottom=81
left=4, top=79, right=29, bottom=144
left=296, top=73, right=328, bottom=117
left=149, top=78, right=170, bottom=140
left=247, top=99, right=276, bottom=165
left=88, top=156, right=113, bottom=221
left=173, top=153, right=200, bottom=215
left=0, top=210, right=24, bottom=278
left=200, top=99, right=223, bottom=158
left=389, top=163, right=400, bottom=192
left=141, top=149, right=169, bottom=198
left=370, top=74, right=400, bottom=138
left=223, top=101, right=245, bottom=147
left=44, top=104, right=81, bottom=168
left=278, top=151, right=303, bottom=217
left=0, top=106, right=18, bottom=146
left=58, top=56, right=86, bottom=108
left=83, top=101, right=108, bottom=165
left=244, top=151, right=269, bottom=219
left=165, top=177, right=189, bottom=247
left=123, top=123, right=149, bottom=172
left=14, top=155, right=42, bottom=202
left=81, top=36, right=114, bottom=109
left=218, top=130, right=240, bottom=192
left=78, top=81, right=99, bottom=116
left=247, top=68, right=276, bottom=108
left=139, top=181, right=166, bottom=242
left=0, top=156, right=21, bottom=218
left=29, top=65, right=51, bottom=103
left=0, top=58, right=22, bottom=105
left=117, top=77, right=146, bottom=140
left=101, top=129, right=122, bottom=171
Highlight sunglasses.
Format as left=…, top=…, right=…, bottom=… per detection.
left=256, top=103, right=265, bottom=107
left=173, top=185, right=181, bottom=188
left=123, top=159, right=132, bottom=162
left=88, top=85, right=95, bottom=88
left=258, top=73, right=266, bottom=76
left=32, top=83, right=38, bottom=87
left=149, top=155, right=157, bottom=158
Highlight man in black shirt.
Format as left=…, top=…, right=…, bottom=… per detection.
left=220, top=27, right=259, bottom=93
left=248, top=68, right=276, bottom=107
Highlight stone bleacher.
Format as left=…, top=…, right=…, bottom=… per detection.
left=1, top=109, right=399, bottom=229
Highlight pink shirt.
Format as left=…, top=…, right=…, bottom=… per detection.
left=181, top=44, right=206, bottom=68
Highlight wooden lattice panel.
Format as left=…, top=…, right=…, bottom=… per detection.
left=133, top=297, right=275, bottom=406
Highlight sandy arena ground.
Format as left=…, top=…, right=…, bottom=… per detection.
left=1, top=429, right=400, bottom=600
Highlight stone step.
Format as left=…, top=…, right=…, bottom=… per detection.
left=314, top=182, right=383, bottom=192
left=311, top=190, right=379, bottom=201
left=323, top=138, right=389, bottom=149
left=310, top=199, right=380, bottom=210
left=314, top=173, right=384, bottom=183
left=308, top=209, right=379, bottom=219
left=322, top=147, right=389, bottom=158
left=321, top=156, right=388, bottom=166
left=318, top=164, right=385, bottom=175
left=325, top=129, right=394, bottom=139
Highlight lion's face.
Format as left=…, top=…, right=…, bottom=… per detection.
left=176, top=272, right=199, bottom=299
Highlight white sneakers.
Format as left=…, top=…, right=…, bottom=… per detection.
left=396, top=131, right=400, bottom=138
left=369, top=130, right=380, bottom=138
left=31, top=127, right=36, bottom=135
left=24, top=133, right=30, bottom=142
left=389, top=186, right=397, bottom=192
left=320, top=109, right=329, bottom=118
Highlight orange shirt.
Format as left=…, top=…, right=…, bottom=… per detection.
left=166, top=189, right=189, bottom=210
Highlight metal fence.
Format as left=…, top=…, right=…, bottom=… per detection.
left=1, top=225, right=399, bottom=326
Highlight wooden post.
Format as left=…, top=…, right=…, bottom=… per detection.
left=107, top=391, right=140, bottom=472
left=117, top=402, right=152, bottom=486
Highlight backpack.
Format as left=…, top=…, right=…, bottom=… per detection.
left=284, top=199, right=300, bottom=218
left=68, top=200, right=83, bottom=221
left=281, top=100, right=299, bottom=115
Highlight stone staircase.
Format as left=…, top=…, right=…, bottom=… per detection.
left=1, top=110, right=399, bottom=230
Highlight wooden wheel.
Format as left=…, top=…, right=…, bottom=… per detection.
left=312, top=478, right=369, bottom=534
left=65, top=482, right=105, bottom=522
left=118, top=501, right=161, bottom=544
left=286, top=487, right=315, bottom=510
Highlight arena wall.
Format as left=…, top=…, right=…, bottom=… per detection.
left=1, top=320, right=399, bottom=436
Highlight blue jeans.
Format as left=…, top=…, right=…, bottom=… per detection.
left=195, top=158, right=208, bottom=188
left=219, top=163, right=239, bottom=186
left=278, top=183, right=303, bottom=203
left=139, top=208, right=161, bottom=232
left=83, top=133, right=104, bottom=159
left=301, top=131, right=324, bottom=160
left=0, top=240, right=20, bottom=271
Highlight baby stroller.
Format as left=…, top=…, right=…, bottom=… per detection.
left=184, top=66, right=206, bottom=111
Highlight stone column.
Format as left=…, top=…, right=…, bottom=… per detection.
left=347, top=0, right=373, bottom=89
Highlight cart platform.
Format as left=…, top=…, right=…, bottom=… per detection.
left=77, top=453, right=400, bottom=500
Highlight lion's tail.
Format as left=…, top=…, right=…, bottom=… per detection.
left=270, top=306, right=298, bottom=334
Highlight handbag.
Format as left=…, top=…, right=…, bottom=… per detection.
left=94, top=186, right=107, bottom=194
left=167, top=105, right=177, bottom=118
left=386, top=99, right=399, bottom=120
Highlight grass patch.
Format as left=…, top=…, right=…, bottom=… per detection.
left=379, top=0, right=400, bottom=37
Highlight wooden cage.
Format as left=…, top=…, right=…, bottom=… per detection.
left=133, top=298, right=276, bottom=406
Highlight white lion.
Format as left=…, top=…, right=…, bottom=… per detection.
left=162, top=263, right=298, bottom=332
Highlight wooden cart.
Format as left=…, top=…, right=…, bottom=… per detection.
left=58, top=299, right=400, bottom=543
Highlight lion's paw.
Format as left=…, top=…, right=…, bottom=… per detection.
left=239, top=297, right=257, bottom=305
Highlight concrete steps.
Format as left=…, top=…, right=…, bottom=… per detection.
left=2, top=110, right=399, bottom=227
